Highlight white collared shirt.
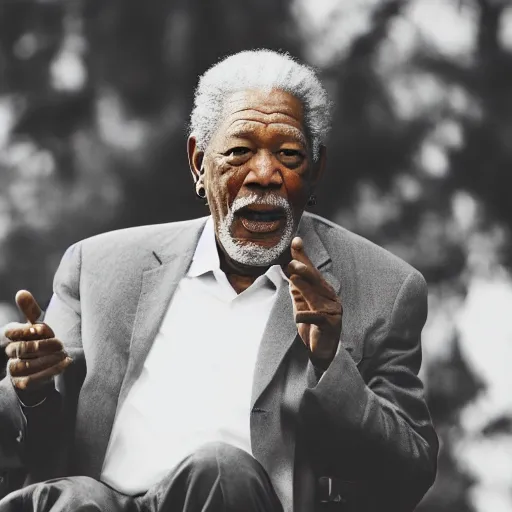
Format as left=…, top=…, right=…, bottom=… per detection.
left=100, top=217, right=287, bottom=495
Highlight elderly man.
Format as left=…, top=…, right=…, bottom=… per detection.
left=0, top=50, right=438, bottom=512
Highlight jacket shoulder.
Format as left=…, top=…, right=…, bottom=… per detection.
left=304, top=212, right=425, bottom=287
left=79, top=217, right=204, bottom=250
left=72, top=217, right=207, bottom=270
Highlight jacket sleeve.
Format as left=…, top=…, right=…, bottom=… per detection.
left=298, top=270, right=438, bottom=511
left=0, top=242, right=85, bottom=494
left=0, top=373, right=27, bottom=492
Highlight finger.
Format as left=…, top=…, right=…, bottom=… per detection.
left=288, top=261, right=336, bottom=298
left=290, top=277, right=342, bottom=317
left=295, top=311, right=340, bottom=325
left=290, top=237, right=314, bottom=267
left=289, top=274, right=338, bottom=305
left=5, top=338, right=64, bottom=359
left=8, top=351, right=67, bottom=377
left=11, top=357, right=73, bottom=391
left=289, top=283, right=308, bottom=312
left=4, top=323, right=55, bottom=342
left=15, top=290, right=43, bottom=324
left=287, top=260, right=323, bottom=285
left=1, top=322, right=24, bottom=348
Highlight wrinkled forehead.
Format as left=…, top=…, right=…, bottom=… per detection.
left=214, top=88, right=308, bottom=144
left=224, top=120, right=308, bottom=147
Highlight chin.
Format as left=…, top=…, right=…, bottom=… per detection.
left=217, top=193, right=296, bottom=266
left=220, top=235, right=292, bottom=267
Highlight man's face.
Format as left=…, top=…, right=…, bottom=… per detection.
left=191, top=88, right=323, bottom=267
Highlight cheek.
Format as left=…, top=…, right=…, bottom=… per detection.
left=283, top=172, right=310, bottom=206
left=212, top=164, right=247, bottom=201
left=206, top=161, right=246, bottom=207
left=226, top=171, right=247, bottom=200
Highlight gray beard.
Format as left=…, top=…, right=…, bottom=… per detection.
left=217, top=194, right=295, bottom=267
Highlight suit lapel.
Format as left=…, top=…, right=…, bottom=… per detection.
left=250, top=280, right=296, bottom=409
left=250, top=214, right=341, bottom=411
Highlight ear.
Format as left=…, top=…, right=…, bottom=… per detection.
left=187, top=136, right=204, bottom=183
left=310, top=144, right=327, bottom=190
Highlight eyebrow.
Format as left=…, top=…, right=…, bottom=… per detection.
left=226, top=124, right=308, bottom=147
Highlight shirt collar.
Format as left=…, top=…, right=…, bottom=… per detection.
left=187, top=217, right=288, bottom=286
left=187, top=217, right=220, bottom=277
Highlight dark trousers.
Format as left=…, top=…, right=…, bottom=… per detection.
left=0, top=442, right=283, bottom=512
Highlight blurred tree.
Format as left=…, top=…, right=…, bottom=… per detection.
left=416, top=0, right=512, bottom=240
left=317, top=0, right=431, bottom=213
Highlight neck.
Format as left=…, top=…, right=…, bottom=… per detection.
left=216, top=239, right=291, bottom=294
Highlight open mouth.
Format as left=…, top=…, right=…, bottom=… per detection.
left=235, top=205, right=286, bottom=233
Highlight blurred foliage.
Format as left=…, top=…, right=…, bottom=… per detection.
left=2, top=0, right=512, bottom=510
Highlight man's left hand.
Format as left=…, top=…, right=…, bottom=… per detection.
left=287, top=237, right=343, bottom=370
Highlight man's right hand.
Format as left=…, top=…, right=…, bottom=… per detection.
left=1, top=290, right=72, bottom=401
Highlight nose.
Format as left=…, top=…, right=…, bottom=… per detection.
left=244, top=150, right=283, bottom=189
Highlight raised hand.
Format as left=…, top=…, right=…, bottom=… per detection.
left=2, top=290, right=72, bottom=394
left=287, top=237, right=342, bottom=370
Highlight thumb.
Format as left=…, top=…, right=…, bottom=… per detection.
left=15, top=290, right=42, bottom=324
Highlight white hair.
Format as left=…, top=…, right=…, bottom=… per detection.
left=189, top=49, right=332, bottom=161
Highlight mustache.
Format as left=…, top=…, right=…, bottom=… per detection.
left=230, top=193, right=291, bottom=214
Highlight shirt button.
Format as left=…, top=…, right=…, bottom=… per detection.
left=16, top=430, right=23, bottom=443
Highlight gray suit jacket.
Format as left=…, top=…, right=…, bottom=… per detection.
left=0, top=213, right=438, bottom=511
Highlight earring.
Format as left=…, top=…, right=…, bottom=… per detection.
left=195, top=184, right=206, bottom=199
left=307, top=194, right=317, bottom=207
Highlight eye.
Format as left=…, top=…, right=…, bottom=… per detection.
left=224, top=147, right=251, bottom=157
left=280, top=149, right=300, bottom=157
left=277, top=148, right=305, bottom=167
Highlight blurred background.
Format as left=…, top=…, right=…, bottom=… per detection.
left=1, top=0, right=511, bottom=510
